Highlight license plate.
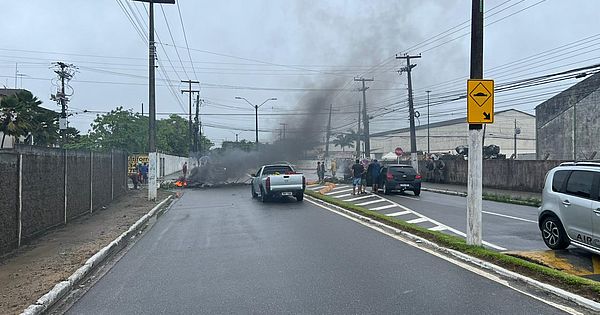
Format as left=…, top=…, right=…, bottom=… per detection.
left=399, top=184, right=410, bottom=187
left=281, top=192, right=293, bottom=196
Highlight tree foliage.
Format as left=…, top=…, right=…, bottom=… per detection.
left=331, top=131, right=356, bottom=152
left=0, top=90, right=60, bottom=148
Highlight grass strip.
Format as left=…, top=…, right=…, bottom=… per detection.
left=482, top=192, right=541, bottom=207
left=305, top=189, right=600, bottom=301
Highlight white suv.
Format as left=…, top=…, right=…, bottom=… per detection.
left=538, top=162, right=600, bottom=255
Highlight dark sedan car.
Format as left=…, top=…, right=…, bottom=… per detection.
left=379, top=164, right=421, bottom=196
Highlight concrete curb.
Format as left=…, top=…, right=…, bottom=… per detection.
left=305, top=195, right=600, bottom=312
left=21, top=195, right=174, bottom=315
left=421, top=186, right=467, bottom=197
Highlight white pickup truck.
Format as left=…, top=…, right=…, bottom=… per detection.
left=251, top=164, right=305, bottom=202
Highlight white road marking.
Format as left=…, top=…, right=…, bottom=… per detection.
left=428, top=225, right=448, bottom=232
left=344, top=194, right=378, bottom=202
left=309, top=185, right=325, bottom=190
left=356, top=199, right=388, bottom=206
left=377, top=196, right=507, bottom=251
left=387, top=210, right=411, bottom=217
left=326, top=188, right=354, bottom=195
left=304, top=197, right=583, bottom=315
left=395, top=194, right=420, bottom=201
left=482, top=210, right=537, bottom=223
left=335, top=194, right=352, bottom=198
left=369, top=204, right=397, bottom=211
left=406, top=217, right=429, bottom=224
left=330, top=185, right=350, bottom=190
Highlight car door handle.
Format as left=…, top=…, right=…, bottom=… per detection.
left=562, top=200, right=571, bottom=206
left=594, top=208, right=600, bottom=216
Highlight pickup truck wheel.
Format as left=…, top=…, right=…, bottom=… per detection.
left=260, top=188, right=269, bottom=203
left=295, top=193, right=304, bottom=202
left=251, top=185, right=258, bottom=198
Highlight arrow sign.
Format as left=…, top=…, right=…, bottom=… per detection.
left=467, top=79, right=494, bottom=124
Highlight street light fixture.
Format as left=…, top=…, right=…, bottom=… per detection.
left=234, top=96, right=277, bottom=144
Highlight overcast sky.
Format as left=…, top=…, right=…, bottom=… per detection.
left=1, top=0, right=599, bottom=146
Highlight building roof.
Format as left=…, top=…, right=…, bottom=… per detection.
left=535, top=71, right=600, bottom=110
left=371, top=109, right=534, bottom=137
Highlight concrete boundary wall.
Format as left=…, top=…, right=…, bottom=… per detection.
left=418, top=159, right=564, bottom=192
left=157, top=153, right=188, bottom=178
left=0, top=146, right=127, bottom=256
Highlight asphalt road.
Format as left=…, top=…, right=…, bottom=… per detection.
left=386, top=190, right=545, bottom=251
left=319, top=184, right=545, bottom=251
left=67, top=186, right=566, bottom=314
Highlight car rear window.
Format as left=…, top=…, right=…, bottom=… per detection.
left=263, top=166, right=293, bottom=175
left=565, top=171, right=595, bottom=199
left=552, top=170, right=570, bottom=192
left=389, top=166, right=416, bottom=175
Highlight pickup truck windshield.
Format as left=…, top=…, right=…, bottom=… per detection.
left=262, top=166, right=294, bottom=175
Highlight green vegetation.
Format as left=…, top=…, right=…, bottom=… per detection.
left=64, top=107, right=213, bottom=155
left=482, top=192, right=542, bottom=207
left=331, top=131, right=355, bottom=152
left=305, top=189, right=600, bottom=301
left=0, top=90, right=81, bottom=148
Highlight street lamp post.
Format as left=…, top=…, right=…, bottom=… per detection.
left=234, top=96, right=277, bottom=144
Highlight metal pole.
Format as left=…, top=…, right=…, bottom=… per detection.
left=426, top=90, right=431, bottom=154
left=325, top=104, right=332, bottom=158
left=148, top=0, right=157, bottom=201
left=514, top=119, right=517, bottom=159
left=255, top=105, right=259, bottom=144
left=356, top=101, right=361, bottom=158
left=573, top=102, right=577, bottom=161
left=467, top=0, right=484, bottom=246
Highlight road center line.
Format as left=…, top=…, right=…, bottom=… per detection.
left=482, top=210, right=537, bottom=223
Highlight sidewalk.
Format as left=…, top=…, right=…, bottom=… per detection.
left=421, top=182, right=542, bottom=201
left=0, top=189, right=171, bottom=315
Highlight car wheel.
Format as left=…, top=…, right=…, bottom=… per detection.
left=541, top=216, right=570, bottom=250
left=260, top=188, right=269, bottom=203
left=295, top=193, right=304, bottom=202
left=413, top=189, right=421, bottom=196
left=251, top=186, right=258, bottom=198
left=383, top=182, right=390, bottom=195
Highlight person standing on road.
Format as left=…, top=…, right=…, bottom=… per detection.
left=141, top=162, right=149, bottom=184
left=361, top=160, right=369, bottom=194
left=183, top=162, right=188, bottom=179
left=330, top=159, right=337, bottom=179
left=370, top=159, right=381, bottom=193
left=320, top=161, right=326, bottom=182
left=351, top=159, right=364, bottom=195
left=317, top=161, right=323, bottom=183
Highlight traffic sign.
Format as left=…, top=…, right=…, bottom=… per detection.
left=395, top=147, right=404, bottom=156
left=467, top=79, right=494, bottom=124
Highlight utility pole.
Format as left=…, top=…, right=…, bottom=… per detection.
left=194, top=95, right=201, bottom=153
left=467, top=0, right=484, bottom=246
left=356, top=100, right=362, bottom=159
left=51, top=62, right=76, bottom=147
left=514, top=119, right=521, bottom=159
left=354, top=77, right=374, bottom=158
left=573, top=102, right=577, bottom=161
left=426, top=90, right=431, bottom=155
left=181, top=79, right=199, bottom=153
left=396, top=54, right=421, bottom=171
left=279, top=123, right=287, bottom=140
left=133, top=0, right=175, bottom=201
left=325, top=104, right=332, bottom=158
left=141, top=102, right=144, bottom=116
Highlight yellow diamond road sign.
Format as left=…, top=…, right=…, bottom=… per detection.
left=467, top=79, right=494, bottom=124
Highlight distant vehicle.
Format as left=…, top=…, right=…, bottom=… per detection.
left=378, top=164, right=421, bottom=196
left=538, top=162, right=600, bottom=255
left=251, top=164, right=306, bottom=202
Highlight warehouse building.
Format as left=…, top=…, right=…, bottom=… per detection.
left=370, top=109, right=536, bottom=159
left=536, top=72, right=600, bottom=160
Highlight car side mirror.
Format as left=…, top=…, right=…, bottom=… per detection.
left=250, top=173, right=256, bottom=177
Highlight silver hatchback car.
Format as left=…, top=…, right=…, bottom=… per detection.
left=538, top=162, right=600, bottom=255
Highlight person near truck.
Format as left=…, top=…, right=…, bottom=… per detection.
left=183, top=162, right=188, bottom=179
left=351, top=159, right=364, bottom=195
left=330, top=159, right=337, bottom=178
left=370, top=159, right=381, bottom=193
left=320, top=161, right=326, bottom=182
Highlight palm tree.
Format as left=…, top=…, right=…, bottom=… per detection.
left=331, top=132, right=355, bottom=152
